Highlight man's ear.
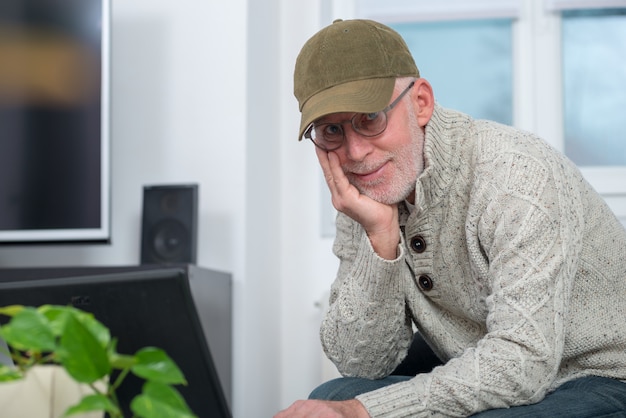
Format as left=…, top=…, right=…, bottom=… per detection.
left=412, top=78, right=435, bottom=128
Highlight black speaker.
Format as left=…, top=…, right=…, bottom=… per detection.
left=141, top=184, right=198, bottom=264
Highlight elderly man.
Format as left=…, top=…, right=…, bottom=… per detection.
left=276, top=19, right=626, bottom=417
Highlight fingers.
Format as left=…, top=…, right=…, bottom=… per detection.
left=274, top=399, right=370, bottom=418
left=315, top=147, right=336, bottom=190
left=314, top=147, right=372, bottom=222
left=315, top=147, right=353, bottom=204
left=326, top=151, right=351, bottom=192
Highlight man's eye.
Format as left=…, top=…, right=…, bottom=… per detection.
left=363, top=112, right=380, bottom=122
left=323, top=124, right=343, bottom=140
left=355, top=112, right=382, bottom=129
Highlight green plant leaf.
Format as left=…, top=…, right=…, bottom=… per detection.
left=63, top=393, right=120, bottom=417
left=130, top=382, right=197, bottom=418
left=0, top=305, right=26, bottom=318
left=40, top=306, right=111, bottom=348
left=0, top=365, right=23, bottom=382
left=57, top=313, right=111, bottom=383
left=68, top=307, right=111, bottom=348
left=132, top=347, right=187, bottom=385
left=109, top=351, right=136, bottom=370
left=37, top=305, right=70, bottom=337
left=0, top=307, right=56, bottom=352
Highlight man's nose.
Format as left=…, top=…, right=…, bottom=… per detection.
left=342, top=127, right=373, bottom=161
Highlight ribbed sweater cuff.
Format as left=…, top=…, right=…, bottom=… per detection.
left=350, top=231, right=405, bottom=301
left=356, top=377, right=427, bottom=418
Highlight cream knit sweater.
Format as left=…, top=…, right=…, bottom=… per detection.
left=321, top=105, right=626, bottom=417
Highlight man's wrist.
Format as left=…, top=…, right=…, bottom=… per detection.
left=343, top=399, right=371, bottom=418
left=367, top=230, right=401, bottom=260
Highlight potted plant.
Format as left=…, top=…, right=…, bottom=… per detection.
left=0, top=304, right=197, bottom=418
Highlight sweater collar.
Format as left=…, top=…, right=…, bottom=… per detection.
left=414, top=104, right=473, bottom=210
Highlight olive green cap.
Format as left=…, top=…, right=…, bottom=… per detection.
left=293, top=19, right=419, bottom=140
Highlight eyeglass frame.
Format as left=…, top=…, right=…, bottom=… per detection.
left=303, top=80, right=416, bottom=151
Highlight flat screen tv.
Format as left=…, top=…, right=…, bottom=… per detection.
left=0, top=0, right=110, bottom=243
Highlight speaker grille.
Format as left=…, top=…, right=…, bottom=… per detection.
left=140, top=184, right=198, bottom=264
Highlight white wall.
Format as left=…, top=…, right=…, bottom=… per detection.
left=277, top=0, right=341, bottom=409
left=0, top=0, right=337, bottom=417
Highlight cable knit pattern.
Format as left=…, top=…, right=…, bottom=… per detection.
left=320, top=105, right=626, bottom=417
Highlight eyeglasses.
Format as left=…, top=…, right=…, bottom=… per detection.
left=303, top=81, right=415, bottom=151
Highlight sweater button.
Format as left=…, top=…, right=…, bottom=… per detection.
left=417, top=275, right=433, bottom=291
left=410, top=236, right=426, bottom=253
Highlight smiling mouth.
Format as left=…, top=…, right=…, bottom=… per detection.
left=352, top=162, right=387, bottom=182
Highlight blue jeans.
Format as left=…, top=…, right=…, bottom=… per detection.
left=309, top=375, right=626, bottom=417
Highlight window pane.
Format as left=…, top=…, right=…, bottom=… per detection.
left=562, top=9, right=626, bottom=166
left=391, top=19, right=513, bottom=125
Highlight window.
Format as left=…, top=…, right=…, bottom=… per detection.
left=391, top=19, right=513, bottom=125
left=561, top=8, right=626, bottom=166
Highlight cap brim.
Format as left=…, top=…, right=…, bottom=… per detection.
left=298, top=78, right=396, bottom=141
